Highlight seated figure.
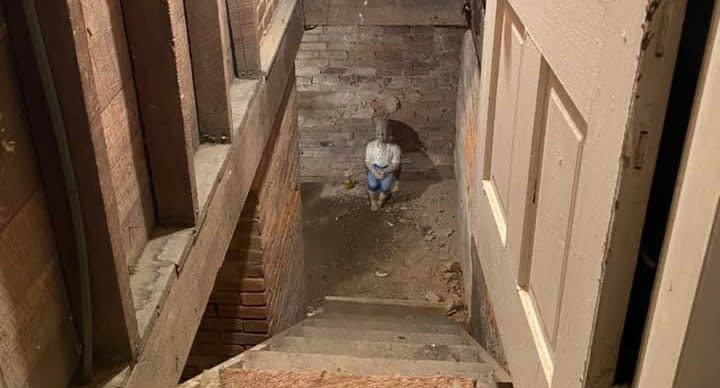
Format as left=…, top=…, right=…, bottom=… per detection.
left=366, top=116, right=401, bottom=211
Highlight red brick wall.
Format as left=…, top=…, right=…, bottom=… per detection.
left=183, top=83, right=304, bottom=379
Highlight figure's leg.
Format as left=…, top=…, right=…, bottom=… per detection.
left=377, top=174, right=396, bottom=208
left=367, top=171, right=381, bottom=211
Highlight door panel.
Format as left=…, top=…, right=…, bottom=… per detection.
left=470, top=0, right=688, bottom=387
left=488, top=3, right=524, bottom=221
left=524, top=75, right=585, bottom=354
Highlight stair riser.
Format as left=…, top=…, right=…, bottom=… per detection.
left=268, top=337, right=482, bottom=362
left=303, top=318, right=462, bottom=334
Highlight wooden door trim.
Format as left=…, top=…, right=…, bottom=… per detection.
left=635, top=5, right=720, bottom=386
left=585, top=1, right=690, bottom=386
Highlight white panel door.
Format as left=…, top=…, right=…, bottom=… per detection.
left=470, top=0, right=688, bottom=387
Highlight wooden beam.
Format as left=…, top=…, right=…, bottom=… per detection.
left=32, top=0, right=139, bottom=360
left=125, top=5, right=303, bottom=383
left=3, top=0, right=86, bottom=361
left=121, top=0, right=200, bottom=226
left=227, top=0, right=261, bottom=78
left=186, top=0, right=234, bottom=142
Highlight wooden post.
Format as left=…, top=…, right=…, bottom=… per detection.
left=121, top=0, right=200, bottom=226
left=32, top=0, right=140, bottom=360
left=227, top=0, right=261, bottom=78
left=186, top=0, right=235, bottom=142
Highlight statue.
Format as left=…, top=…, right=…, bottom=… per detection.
left=366, top=115, right=401, bottom=211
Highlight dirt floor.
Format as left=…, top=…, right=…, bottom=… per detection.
left=302, top=178, right=466, bottom=322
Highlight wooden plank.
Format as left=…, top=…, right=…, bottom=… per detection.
left=2, top=0, right=91, bottom=377
left=125, top=20, right=301, bottom=383
left=585, top=1, right=690, bottom=385
left=121, top=0, right=199, bottom=226
left=240, top=350, right=494, bottom=381
left=33, top=0, right=139, bottom=359
left=186, top=0, right=234, bottom=142
left=227, top=0, right=260, bottom=78
left=125, top=89, right=270, bottom=388
left=0, top=36, right=41, bottom=231
left=0, top=191, right=79, bottom=388
left=635, top=8, right=720, bottom=386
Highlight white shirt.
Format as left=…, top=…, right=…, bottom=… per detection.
left=365, top=140, right=401, bottom=168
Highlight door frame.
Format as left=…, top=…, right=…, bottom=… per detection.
left=634, top=3, right=720, bottom=387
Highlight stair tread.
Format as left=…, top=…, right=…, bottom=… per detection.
left=324, top=296, right=447, bottom=309
left=284, top=325, right=472, bottom=345
left=313, top=310, right=458, bottom=326
left=303, top=316, right=462, bottom=334
left=240, top=350, right=496, bottom=385
left=322, top=299, right=448, bottom=319
left=266, top=335, right=483, bottom=362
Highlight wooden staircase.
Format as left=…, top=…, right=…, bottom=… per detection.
left=180, top=297, right=510, bottom=388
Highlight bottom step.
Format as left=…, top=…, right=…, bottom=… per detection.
left=220, top=368, right=478, bottom=388
left=241, top=349, right=496, bottom=387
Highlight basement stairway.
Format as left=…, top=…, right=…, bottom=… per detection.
left=181, top=296, right=511, bottom=388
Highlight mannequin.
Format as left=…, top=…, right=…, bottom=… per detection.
left=365, top=116, right=401, bottom=211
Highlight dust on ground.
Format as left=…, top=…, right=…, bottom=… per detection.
left=302, top=179, right=466, bottom=322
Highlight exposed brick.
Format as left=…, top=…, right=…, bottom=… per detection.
left=240, top=277, right=266, bottom=292
left=194, top=330, right=220, bottom=344
left=217, top=305, right=268, bottom=319
left=242, top=319, right=270, bottom=333
left=209, top=291, right=243, bottom=304
left=188, top=83, right=305, bottom=376
left=296, top=25, right=462, bottom=180
left=221, top=332, right=269, bottom=346
left=300, top=42, right=327, bottom=51
left=240, top=292, right=267, bottom=306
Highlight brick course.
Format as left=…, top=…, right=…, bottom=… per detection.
left=184, top=83, right=305, bottom=379
left=295, top=25, right=464, bottom=181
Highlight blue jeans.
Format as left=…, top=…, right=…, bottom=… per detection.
left=368, top=170, right=396, bottom=193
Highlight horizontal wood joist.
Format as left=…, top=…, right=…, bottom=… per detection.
left=124, top=1, right=305, bottom=387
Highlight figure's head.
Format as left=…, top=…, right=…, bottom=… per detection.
left=373, top=116, right=389, bottom=143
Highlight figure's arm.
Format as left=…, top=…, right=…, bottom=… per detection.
left=384, top=146, right=401, bottom=174
left=365, top=145, right=374, bottom=171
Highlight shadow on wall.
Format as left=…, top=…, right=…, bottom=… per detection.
left=469, top=238, right=508, bottom=368
left=388, top=120, right=449, bottom=202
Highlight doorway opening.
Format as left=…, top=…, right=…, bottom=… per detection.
left=613, top=0, right=717, bottom=384
left=296, top=24, right=468, bottom=317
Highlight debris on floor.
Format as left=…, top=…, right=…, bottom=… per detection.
left=302, top=179, right=467, bottom=323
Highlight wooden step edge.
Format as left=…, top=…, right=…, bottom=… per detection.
left=241, top=350, right=496, bottom=384
left=267, top=336, right=483, bottom=362
left=302, top=318, right=462, bottom=335
left=284, top=325, right=472, bottom=346
left=324, top=296, right=447, bottom=310
left=312, top=311, right=460, bottom=325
